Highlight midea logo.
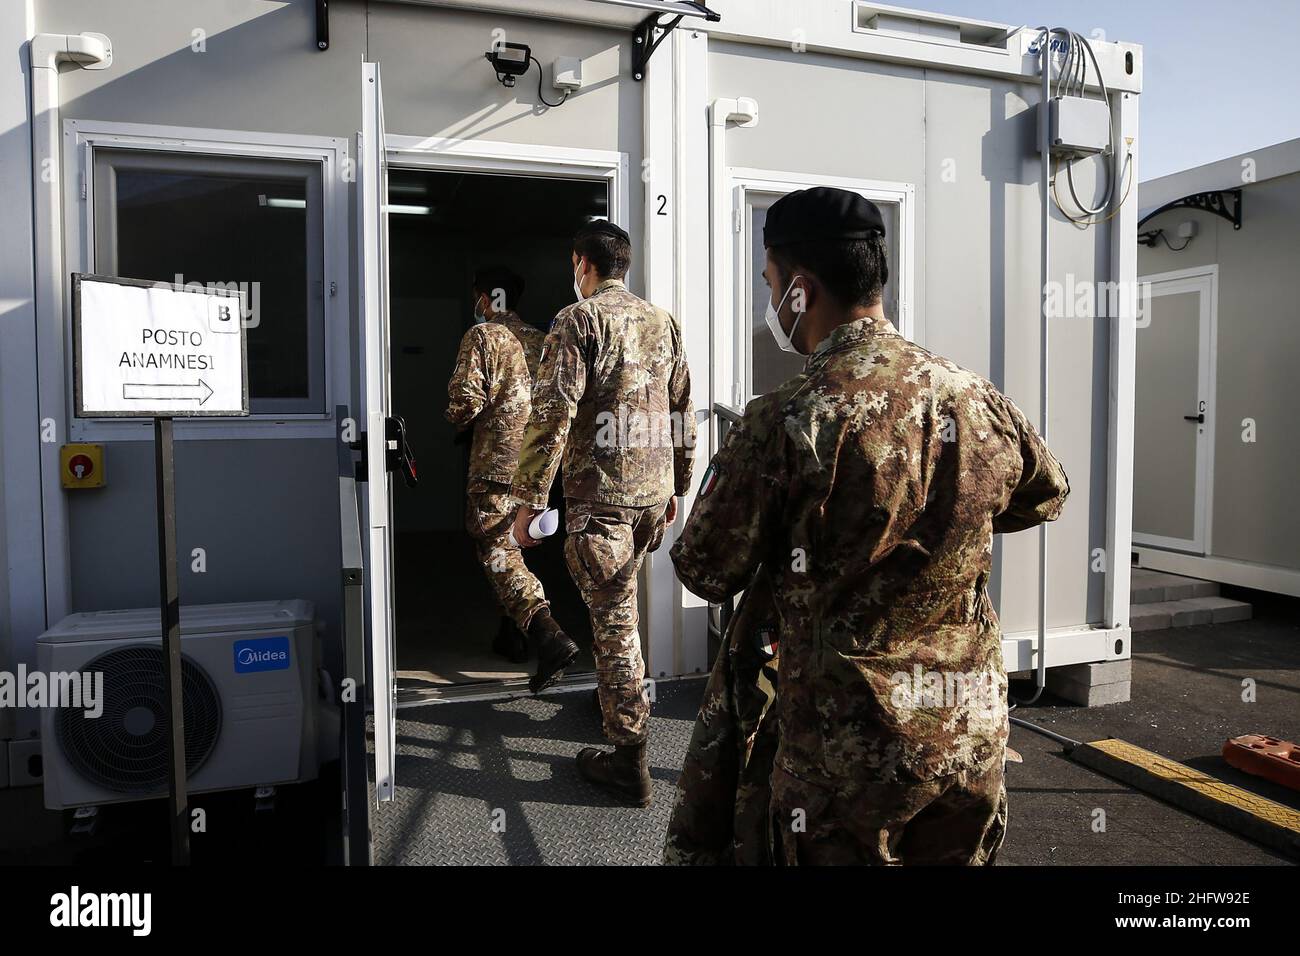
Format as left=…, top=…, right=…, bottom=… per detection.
left=237, top=648, right=287, bottom=665
left=233, top=636, right=292, bottom=673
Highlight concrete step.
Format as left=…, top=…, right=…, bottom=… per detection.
left=1130, top=594, right=1253, bottom=632
left=1130, top=568, right=1220, bottom=604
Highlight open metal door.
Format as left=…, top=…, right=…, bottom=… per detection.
left=359, top=61, right=398, bottom=803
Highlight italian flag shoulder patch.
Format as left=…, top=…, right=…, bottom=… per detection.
left=699, top=460, right=720, bottom=498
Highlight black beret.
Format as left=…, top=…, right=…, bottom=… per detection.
left=574, top=218, right=631, bottom=246
left=764, top=186, right=886, bottom=247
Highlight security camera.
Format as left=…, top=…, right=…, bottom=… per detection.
left=485, top=42, right=531, bottom=88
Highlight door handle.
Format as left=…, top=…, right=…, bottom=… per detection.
left=1184, top=413, right=1205, bottom=423
left=385, top=415, right=419, bottom=487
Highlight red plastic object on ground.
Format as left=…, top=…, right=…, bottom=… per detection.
left=1223, top=734, right=1300, bottom=792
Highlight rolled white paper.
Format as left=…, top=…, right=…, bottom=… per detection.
left=510, top=508, right=559, bottom=548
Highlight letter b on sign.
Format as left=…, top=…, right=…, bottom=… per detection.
left=209, top=296, right=239, bottom=333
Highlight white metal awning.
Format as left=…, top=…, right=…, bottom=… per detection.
left=589, top=0, right=719, bottom=19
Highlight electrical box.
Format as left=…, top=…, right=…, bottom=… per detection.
left=552, top=56, right=583, bottom=92
left=60, top=443, right=104, bottom=489
left=1046, top=96, right=1111, bottom=157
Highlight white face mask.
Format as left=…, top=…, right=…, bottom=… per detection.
left=764, top=275, right=806, bottom=354
left=572, top=260, right=587, bottom=302
left=473, top=297, right=487, bottom=324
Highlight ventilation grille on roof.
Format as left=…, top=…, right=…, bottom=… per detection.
left=853, top=3, right=1012, bottom=51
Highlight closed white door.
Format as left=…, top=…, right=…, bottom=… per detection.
left=1132, top=267, right=1217, bottom=554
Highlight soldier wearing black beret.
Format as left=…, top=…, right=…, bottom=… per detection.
left=666, top=187, right=1070, bottom=865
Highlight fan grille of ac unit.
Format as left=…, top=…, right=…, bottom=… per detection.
left=56, top=645, right=222, bottom=794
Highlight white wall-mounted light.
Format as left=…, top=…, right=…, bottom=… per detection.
left=258, top=194, right=306, bottom=209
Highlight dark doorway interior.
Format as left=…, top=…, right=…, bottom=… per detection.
left=387, top=168, right=607, bottom=690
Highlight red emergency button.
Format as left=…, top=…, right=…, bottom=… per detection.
left=59, top=443, right=104, bottom=488
left=68, top=454, right=94, bottom=480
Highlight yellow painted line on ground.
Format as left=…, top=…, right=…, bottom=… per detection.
left=1082, top=737, right=1300, bottom=835
left=1069, top=736, right=1300, bottom=860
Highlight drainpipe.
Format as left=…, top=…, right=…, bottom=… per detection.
left=708, top=96, right=757, bottom=415
left=1016, top=28, right=1067, bottom=706
left=28, top=32, right=112, bottom=628
left=1032, top=34, right=1051, bottom=704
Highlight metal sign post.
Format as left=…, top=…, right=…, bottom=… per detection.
left=72, top=274, right=249, bottom=866
left=153, top=415, right=187, bottom=864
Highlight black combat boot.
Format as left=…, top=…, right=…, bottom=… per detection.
left=576, top=742, right=652, bottom=807
left=491, top=616, right=530, bottom=664
left=527, top=610, right=578, bottom=694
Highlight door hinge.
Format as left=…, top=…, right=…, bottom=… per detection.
left=79, top=173, right=86, bottom=201
left=329, top=280, right=338, bottom=298
left=732, top=209, right=742, bottom=233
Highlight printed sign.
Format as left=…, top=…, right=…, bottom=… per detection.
left=233, top=636, right=291, bottom=674
left=72, top=274, right=249, bottom=418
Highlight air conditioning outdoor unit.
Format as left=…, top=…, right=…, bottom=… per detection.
left=37, top=599, right=336, bottom=810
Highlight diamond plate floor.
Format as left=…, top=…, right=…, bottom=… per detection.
left=366, top=609, right=1298, bottom=866
left=370, top=678, right=705, bottom=865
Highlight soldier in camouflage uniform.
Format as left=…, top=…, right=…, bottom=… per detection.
left=493, top=307, right=545, bottom=381
left=670, top=187, right=1070, bottom=864
left=448, top=267, right=578, bottom=682
left=512, top=220, right=695, bottom=807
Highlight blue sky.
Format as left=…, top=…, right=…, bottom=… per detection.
left=920, top=0, right=1300, bottom=180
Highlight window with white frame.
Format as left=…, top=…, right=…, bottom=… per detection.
left=737, top=177, right=910, bottom=399
left=91, top=149, right=326, bottom=415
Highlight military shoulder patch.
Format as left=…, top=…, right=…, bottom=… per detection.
left=699, top=460, right=720, bottom=498
left=755, top=627, right=778, bottom=660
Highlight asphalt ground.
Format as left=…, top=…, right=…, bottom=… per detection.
left=1001, top=590, right=1299, bottom=865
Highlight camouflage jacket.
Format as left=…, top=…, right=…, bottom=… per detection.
left=445, top=321, right=532, bottom=486
left=511, top=279, right=696, bottom=508
left=663, top=567, right=781, bottom=866
left=495, top=311, right=545, bottom=381
left=670, top=315, right=1070, bottom=783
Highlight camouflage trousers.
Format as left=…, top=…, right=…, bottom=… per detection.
left=466, top=480, right=548, bottom=631
left=563, top=499, right=667, bottom=746
left=663, top=567, right=780, bottom=865
left=769, top=760, right=1007, bottom=865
